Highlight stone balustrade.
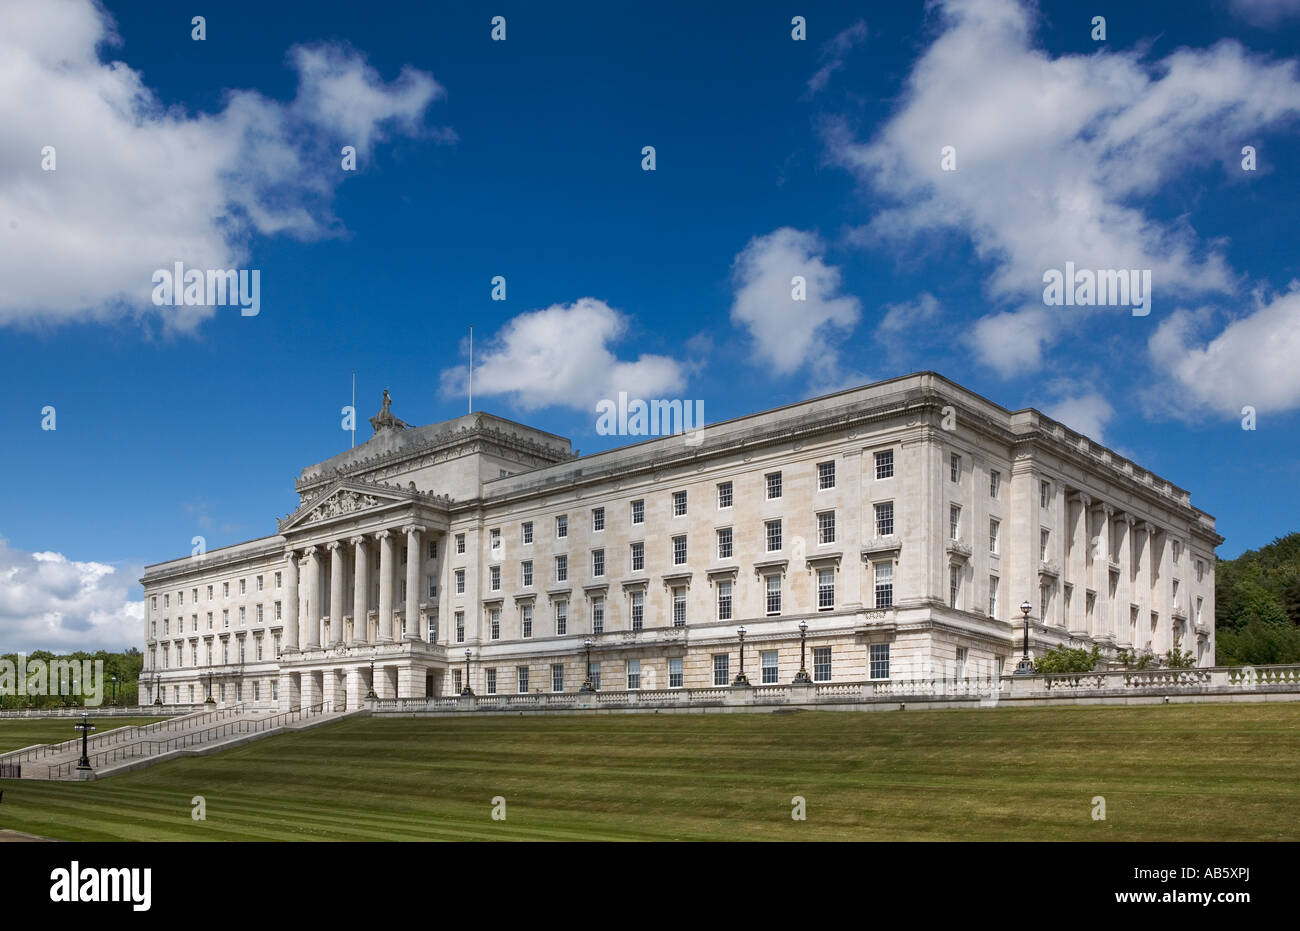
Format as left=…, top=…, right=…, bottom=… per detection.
left=365, top=664, right=1300, bottom=716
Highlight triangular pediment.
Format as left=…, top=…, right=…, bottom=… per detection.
left=277, top=479, right=432, bottom=533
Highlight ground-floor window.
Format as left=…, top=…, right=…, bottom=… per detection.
left=870, top=643, right=891, bottom=680
left=627, top=659, right=641, bottom=690
left=713, top=653, right=729, bottom=686
left=486, top=668, right=497, bottom=694
left=517, top=666, right=529, bottom=693
left=589, top=662, right=601, bottom=690
left=761, top=650, right=778, bottom=684
left=551, top=664, right=563, bottom=692
left=453, top=670, right=462, bottom=693
left=813, top=647, right=832, bottom=682
left=669, top=657, right=683, bottom=689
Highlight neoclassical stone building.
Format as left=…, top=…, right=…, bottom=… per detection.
left=140, top=373, right=1221, bottom=710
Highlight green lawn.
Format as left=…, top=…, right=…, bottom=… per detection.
left=1, top=703, right=1297, bottom=841
left=0, top=717, right=165, bottom=754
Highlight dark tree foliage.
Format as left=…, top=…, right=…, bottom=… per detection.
left=1216, top=533, right=1300, bottom=665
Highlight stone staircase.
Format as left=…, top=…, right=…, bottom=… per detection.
left=0, top=701, right=350, bottom=780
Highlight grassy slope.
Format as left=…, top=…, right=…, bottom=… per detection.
left=0, top=704, right=1296, bottom=841
left=0, top=717, right=165, bottom=754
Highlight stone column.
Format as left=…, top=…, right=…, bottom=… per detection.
left=327, top=541, right=345, bottom=645
left=351, top=535, right=370, bottom=644
left=302, top=546, right=321, bottom=649
left=377, top=530, right=394, bottom=641
left=1091, top=503, right=1112, bottom=639
left=1136, top=522, right=1154, bottom=652
left=1067, top=492, right=1089, bottom=636
left=283, top=550, right=300, bottom=651
left=1115, top=515, right=1134, bottom=647
left=403, top=524, right=425, bottom=641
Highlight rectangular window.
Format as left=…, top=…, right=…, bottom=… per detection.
left=522, top=560, right=533, bottom=587
left=630, top=541, right=645, bottom=572
left=631, top=590, right=644, bottom=630
left=669, top=657, right=683, bottom=688
left=988, top=575, right=999, bottom=618
left=455, top=611, right=465, bottom=643
left=1196, top=560, right=1205, bottom=582
left=589, top=662, right=601, bottom=690
left=592, top=548, right=605, bottom=577
left=949, top=566, right=961, bottom=609
left=222, top=582, right=229, bottom=598
left=489, top=528, right=501, bottom=550
left=522, top=521, right=533, bottom=545
left=517, top=667, right=529, bottom=694
left=1040, top=529, right=1050, bottom=562
left=592, top=597, right=605, bottom=633
left=631, top=499, right=644, bottom=524
left=592, top=506, right=605, bottom=532
left=717, top=481, right=733, bottom=509
left=555, top=600, right=567, bottom=636
left=950, top=505, right=961, bottom=541
left=875, top=449, right=894, bottom=480
left=456, top=533, right=465, bottom=554
left=555, top=555, right=568, bottom=582
left=673, top=586, right=687, bottom=627
left=1040, top=480, right=1051, bottom=508
left=428, top=540, right=438, bottom=560
left=818, top=510, right=836, bottom=544
left=950, top=453, right=961, bottom=483
left=989, top=519, right=1000, bottom=554
left=551, top=663, right=564, bottom=692
left=817, top=568, right=835, bottom=611
left=273, top=573, right=281, bottom=590
left=239, top=606, right=246, bottom=626
left=874, top=501, right=895, bottom=537
left=717, top=527, right=733, bottom=560
left=717, top=580, right=732, bottom=621
left=239, top=579, right=246, bottom=595
left=490, top=565, right=501, bottom=591
left=766, top=519, right=782, bottom=552
left=818, top=460, right=836, bottom=490
left=455, top=569, right=465, bottom=594
left=766, top=574, right=782, bottom=616
left=672, top=490, right=688, bottom=517
left=207, top=611, right=214, bottom=629
left=556, top=515, right=568, bottom=538
left=713, top=654, right=730, bottom=687
left=813, top=647, right=832, bottom=682
left=256, top=604, right=263, bottom=624
left=874, top=561, right=894, bottom=609
left=627, top=659, right=641, bottom=690
left=672, top=534, right=687, bottom=566
left=766, top=471, right=782, bottom=499
left=956, top=647, right=968, bottom=679
left=870, top=643, right=891, bottom=679
left=222, top=610, right=229, bottom=628
left=486, top=668, right=497, bottom=695
left=522, top=603, right=533, bottom=638
left=761, top=650, right=778, bottom=684
left=489, top=608, right=501, bottom=641
left=990, top=469, right=1001, bottom=498
left=256, top=575, right=263, bottom=592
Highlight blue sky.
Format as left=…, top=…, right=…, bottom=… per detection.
left=2, top=0, right=1299, bottom=651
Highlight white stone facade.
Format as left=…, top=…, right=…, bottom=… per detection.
left=140, top=373, right=1221, bottom=711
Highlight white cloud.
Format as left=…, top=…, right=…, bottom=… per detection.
left=969, top=305, right=1055, bottom=377
left=807, top=19, right=869, bottom=95
left=440, top=298, right=687, bottom=412
left=1148, top=286, right=1300, bottom=418
left=1228, top=0, right=1300, bottom=26
left=0, top=0, right=447, bottom=329
left=730, top=228, right=862, bottom=376
left=827, top=0, right=1300, bottom=374
left=0, top=538, right=142, bottom=654
left=1041, top=391, right=1116, bottom=443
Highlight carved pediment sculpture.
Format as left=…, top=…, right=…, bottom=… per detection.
left=306, top=489, right=380, bottom=524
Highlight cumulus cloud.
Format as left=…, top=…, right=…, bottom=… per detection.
left=1041, top=390, right=1116, bottom=443
left=827, top=0, right=1300, bottom=374
left=440, top=298, right=687, bottom=412
left=807, top=19, right=868, bottom=96
left=0, top=0, right=448, bottom=329
left=1147, top=286, right=1300, bottom=418
left=1228, top=0, right=1300, bottom=26
left=730, top=228, right=862, bottom=377
left=0, top=538, right=142, bottom=654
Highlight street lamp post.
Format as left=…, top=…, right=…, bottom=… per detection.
left=793, top=619, right=812, bottom=684
left=580, top=638, right=596, bottom=692
left=204, top=664, right=216, bottom=705
left=1015, top=600, right=1035, bottom=675
left=461, top=649, right=474, bottom=696
left=366, top=649, right=377, bottom=699
left=732, top=626, right=750, bottom=686
left=75, top=713, right=95, bottom=773
left=110, top=676, right=118, bottom=706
